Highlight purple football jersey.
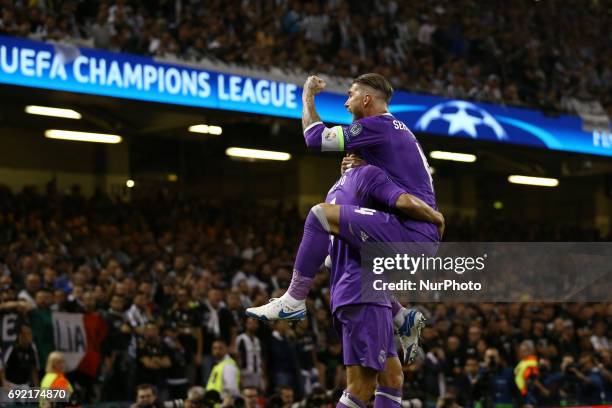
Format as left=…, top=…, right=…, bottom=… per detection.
left=304, top=113, right=438, bottom=240
left=325, top=165, right=405, bottom=312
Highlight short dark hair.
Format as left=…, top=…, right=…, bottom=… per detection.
left=352, top=73, right=393, bottom=103
left=136, top=383, right=156, bottom=395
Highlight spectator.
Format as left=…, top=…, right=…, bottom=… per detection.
left=479, top=74, right=503, bottom=103
left=18, top=273, right=40, bottom=308
left=242, top=386, right=261, bottom=408
left=3, top=0, right=610, bottom=113
left=533, top=357, right=563, bottom=407
left=166, top=286, right=202, bottom=384
left=456, top=357, right=486, bottom=407
left=40, top=352, right=73, bottom=408
left=267, top=385, right=295, bottom=408
left=101, top=294, right=132, bottom=401
left=127, top=291, right=153, bottom=337
left=162, top=324, right=189, bottom=399
left=0, top=185, right=609, bottom=405
left=294, top=318, right=319, bottom=395
left=226, top=291, right=245, bottom=334
left=236, top=318, right=264, bottom=390
left=184, top=386, right=206, bottom=408
left=267, top=320, right=301, bottom=395
left=573, top=353, right=606, bottom=405
left=131, top=383, right=164, bottom=408
left=205, top=339, right=240, bottom=400
left=480, top=347, right=515, bottom=406
left=70, top=291, right=108, bottom=402
left=200, top=288, right=235, bottom=380
left=2, top=324, right=39, bottom=387
left=29, top=289, right=54, bottom=374
left=136, top=322, right=172, bottom=395
left=590, top=320, right=610, bottom=352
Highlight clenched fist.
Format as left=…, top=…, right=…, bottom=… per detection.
left=303, top=75, right=326, bottom=96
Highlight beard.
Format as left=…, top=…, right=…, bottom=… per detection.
left=351, top=109, right=364, bottom=121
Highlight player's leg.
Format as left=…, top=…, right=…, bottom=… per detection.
left=340, top=366, right=378, bottom=406
left=375, top=356, right=403, bottom=408
left=245, top=203, right=331, bottom=320
left=335, top=305, right=395, bottom=407
left=394, top=306, right=426, bottom=363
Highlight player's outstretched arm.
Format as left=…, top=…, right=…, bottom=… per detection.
left=302, top=75, right=325, bottom=131
left=395, top=193, right=445, bottom=237
left=302, top=75, right=349, bottom=151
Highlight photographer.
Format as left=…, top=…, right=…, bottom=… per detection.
left=291, top=385, right=331, bottom=408
left=479, top=348, right=514, bottom=407
left=456, top=357, right=487, bottom=407
left=596, top=350, right=612, bottom=403
left=559, top=355, right=579, bottom=404
left=131, top=384, right=164, bottom=408
left=571, top=354, right=605, bottom=405
left=531, top=358, right=562, bottom=407
left=436, top=389, right=462, bottom=408
left=163, top=386, right=207, bottom=408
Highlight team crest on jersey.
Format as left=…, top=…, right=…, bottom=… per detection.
left=324, top=129, right=337, bottom=142
left=349, top=123, right=362, bottom=137
left=360, top=230, right=369, bottom=242
left=378, top=350, right=387, bottom=364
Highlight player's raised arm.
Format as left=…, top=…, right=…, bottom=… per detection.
left=301, top=75, right=342, bottom=151
left=302, top=75, right=325, bottom=132
left=302, top=74, right=390, bottom=152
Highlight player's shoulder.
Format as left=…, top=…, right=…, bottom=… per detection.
left=352, top=113, right=394, bottom=127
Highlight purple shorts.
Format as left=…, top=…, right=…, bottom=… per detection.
left=332, top=304, right=397, bottom=371
left=338, top=205, right=435, bottom=250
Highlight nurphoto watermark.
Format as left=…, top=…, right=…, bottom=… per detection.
left=360, top=242, right=612, bottom=303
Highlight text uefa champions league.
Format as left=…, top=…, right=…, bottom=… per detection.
left=0, top=44, right=298, bottom=109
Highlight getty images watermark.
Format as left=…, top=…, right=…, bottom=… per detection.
left=360, top=242, right=612, bottom=303
left=372, top=253, right=487, bottom=292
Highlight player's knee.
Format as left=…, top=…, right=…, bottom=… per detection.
left=379, top=359, right=404, bottom=389
left=310, top=203, right=340, bottom=235
left=379, top=371, right=403, bottom=390
left=347, top=380, right=376, bottom=401
left=347, top=367, right=378, bottom=400
left=309, top=203, right=329, bottom=232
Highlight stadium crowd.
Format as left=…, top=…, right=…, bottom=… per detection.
left=0, top=0, right=610, bottom=115
left=0, top=185, right=610, bottom=408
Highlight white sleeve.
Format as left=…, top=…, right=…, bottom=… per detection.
left=222, top=364, right=240, bottom=397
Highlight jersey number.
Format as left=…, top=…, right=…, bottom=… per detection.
left=354, top=207, right=376, bottom=215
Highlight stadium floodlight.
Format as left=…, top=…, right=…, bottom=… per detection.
left=126, top=179, right=135, bottom=188
left=226, top=147, right=291, bottom=161
left=25, top=105, right=82, bottom=119
left=45, top=129, right=122, bottom=144
left=189, top=124, right=223, bottom=135
left=508, top=175, right=559, bottom=187
left=429, top=150, right=477, bottom=162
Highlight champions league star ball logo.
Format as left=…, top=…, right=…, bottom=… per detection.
left=415, top=100, right=507, bottom=140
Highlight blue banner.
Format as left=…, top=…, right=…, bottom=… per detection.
left=1, top=36, right=611, bottom=157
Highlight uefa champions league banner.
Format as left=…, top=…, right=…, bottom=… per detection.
left=1, top=35, right=611, bottom=157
